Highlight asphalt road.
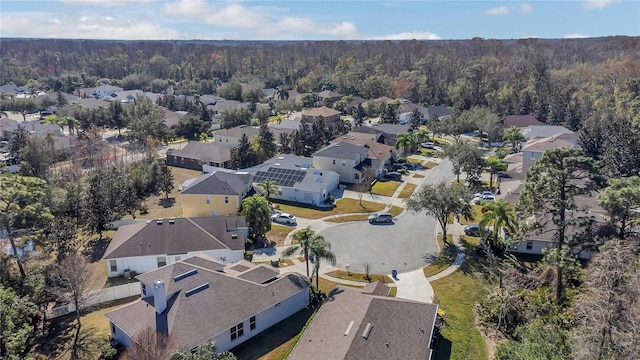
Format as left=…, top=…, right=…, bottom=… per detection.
left=319, top=160, right=455, bottom=274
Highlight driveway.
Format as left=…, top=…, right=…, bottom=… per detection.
left=319, top=160, right=454, bottom=274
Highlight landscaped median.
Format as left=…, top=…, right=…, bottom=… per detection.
left=422, top=235, right=457, bottom=278
left=273, top=198, right=385, bottom=219
left=324, top=205, right=404, bottom=223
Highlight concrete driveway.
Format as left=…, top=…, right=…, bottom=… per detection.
left=319, top=160, right=454, bottom=274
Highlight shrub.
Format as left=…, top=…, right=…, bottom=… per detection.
left=244, top=251, right=254, bottom=261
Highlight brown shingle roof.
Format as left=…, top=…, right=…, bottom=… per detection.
left=302, top=106, right=341, bottom=118
left=334, top=135, right=397, bottom=160
left=102, top=216, right=246, bottom=259
left=522, top=136, right=575, bottom=152
left=106, top=254, right=310, bottom=350
left=288, top=286, right=438, bottom=360
left=504, top=115, right=545, bottom=128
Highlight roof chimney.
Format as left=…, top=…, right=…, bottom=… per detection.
left=153, top=280, right=167, bottom=314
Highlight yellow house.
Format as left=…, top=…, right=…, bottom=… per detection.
left=180, top=171, right=253, bottom=217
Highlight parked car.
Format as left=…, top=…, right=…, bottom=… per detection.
left=402, top=163, right=416, bottom=170
left=271, top=213, right=297, bottom=225
left=392, top=163, right=404, bottom=170
left=384, top=172, right=402, bottom=181
left=464, top=224, right=490, bottom=237
left=368, top=212, right=393, bottom=224
left=421, top=142, right=436, bottom=149
left=497, top=171, right=511, bottom=178
left=472, top=194, right=496, bottom=204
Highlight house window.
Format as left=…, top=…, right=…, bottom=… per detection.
left=173, top=155, right=177, bottom=162
left=342, top=160, right=346, bottom=167
left=250, top=316, right=256, bottom=330
left=224, top=196, right=229, bottom=203
left=332, top=159, right=336, bottom=165
left=157, top=257, right=167, bottom=267
left=111, top=323, right=116, bottom=335
left=109, top=260, right=117, bottom=272
left=354, top=173, right=360, bottom=180
left=206, top=196, right=210, bottom=204
left=230, top=322, right=244, bottom=341
left=141, top=284, right=146, bottom=296
left=526, top=241, right=533, bottom=250
left=181, top=157, right=184, bottom=164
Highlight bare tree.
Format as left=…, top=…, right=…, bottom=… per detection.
left=121, top=326, right=176, bottom=360
left=354, top=167, right=374, bottom=206
left=56, top=253, right=99, bottom=328
left=362, top=262, right=372, bottom=282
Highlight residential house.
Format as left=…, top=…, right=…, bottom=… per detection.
left=68, top=97, right=111, bottom=110
left=508, top=212, right=606, bottom=259
left=504, top=133, right=578, bottom=175
left=333, top=133, right=397, bottom=178
left=163, top=109, right=186, bottom=128
left=522, top=125, right=574, bottom=140
left=269, top=121, right=299, bottom=147
left=313, top=142, right=375, bottom=184
left=89, top=84, right=124, bottom=98
left=301, top=107, right=342, bottom=126
left=251, top=154, right=339, bottom=206
left=102, top=216, right=247, bottom=277
left=207, top=99, right=249, bottom=120
left=424, top=105, right=453, bottom=121
left=352, top=124, right=412, bottom=148
left=344, top=96, right=367, bottom=113
left=214, top=125, right=260, bottom=146
left=166, top=141, right=234, bottom=171
left=106, top=254, right=310, bottom=351
left=0, top=118, right=75, bottom=155
left=503, top=115, right=546, bottom=129
left=180, top=171, right=253, bottom=217
left=288, top=284, right=439, bottom=360
left=313, top=90, right=342, bottom=107
left=397, top=102, right=428, bottom=125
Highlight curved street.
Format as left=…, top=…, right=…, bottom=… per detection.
left=319, top=159, right=454, bottom=274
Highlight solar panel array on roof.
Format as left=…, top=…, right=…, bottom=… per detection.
left=254, top=167, right=306, bottom=187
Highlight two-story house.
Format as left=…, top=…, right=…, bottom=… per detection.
left=180, top=171, right=253, bottom=217
left=106, top=254, right=310, bottom=352
left=312, top=142, right=373, bottom=184
left=102, top=216, right=248, bottom=277
left=214, top=125, right=260, bottom=146
left=301, top=107, right=342, bottom=126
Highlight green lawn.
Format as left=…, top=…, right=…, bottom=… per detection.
left=423, top=235, right=456, bottom=278
left=413, top=173, right=425, bottom=178
left=432, top=241, right=488, bottom=360
left=407, top=158, right=423, bottom=164
left=326, top=270, right=394, bottom=284
left=398, top=183, right=417, bottom=199
left=371, top=180, right=401, bottom=197
left=459, top=205, right=484, bottom=225
left=425, top=161, right=438, bottom=169
left=273, top=198, right=385, bottom=219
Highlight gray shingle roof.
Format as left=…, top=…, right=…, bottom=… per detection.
left=522, top=125, right=573, bottom=139
left=215, top=125, right=260, bottom=139
left=504, top=115, right=545, bottom=128
left=288, top=285, right=438, bottom=360
left=180, top=171, right=251, bottom=196
left=102, top=216, right=246, bottom=259
left=313, top=142, right=369, bottom=160
left=167, top=141, right=233, bottom=164
left=106, top=254, right=310, bottom=350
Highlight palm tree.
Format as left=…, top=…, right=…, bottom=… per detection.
left=395, top=132, right=416, bottom=157
left=240, top=195, right=271, bottom=245
left=485, top=156, right=505, bottom=190
left=63, top=116, right=80, bottom=135
left=275, top=86, right=289, bottom=101
left=478, top=199, right=518, bottom=248
left=413, top=129, right=429, bottom=144
left=309, top=236, right=336, bottom=289
left=282, top=227, right=322, bottom=278
left=503, top=126, right=525, bottom=152
left=257, top=179, right=278, bottom=203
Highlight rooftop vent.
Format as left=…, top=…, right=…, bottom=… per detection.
left=274, top=163, right=280, bottom=166
left=344, top=321, right=354, bottom=336
left=343, top=136, right=347, bottom=139
left=157, top=218, right=163, bottom=225
left=185, top=283, right=209, bottom=297
left=174, top=269, right=198, bottom=282
left=278, top=156, right=284, bottom=160
left=334, top=144, right=340, bottom=147
left=362, top=323, right=373, bottom=340
left=231, top=234, right=238, bottom=239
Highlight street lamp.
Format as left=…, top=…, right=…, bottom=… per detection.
left=346, top=264, right=351, bottom=276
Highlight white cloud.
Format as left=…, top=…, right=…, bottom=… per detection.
left=520, top=3, right=534, bottom=13
left=582, top=0, right=620, bottom=9
left=366, top=31, right=441, bottom=40
left=0, top=12, right=183, bottom=40
left=57, top=0, right=156, bottom=7
left=485, top=6, right=510, bottom=15
left=564, top=33, right=589, bottom=38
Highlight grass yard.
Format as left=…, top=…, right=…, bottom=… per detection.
left=273, top=198, right=385, bottom=219
left=371, top=180, right=401, bottom=197
left=407, top=158, right=423, bottom=164
left=398, top=183, right=417, bottom=199
left=460, top=205, right=484, bottom=225
left=266, top=224, right=296, bottom=247
left=425, top=161, right=439, bottom=169
left=413, top=173, right=425, bottom=178
left=326, top=270, right=394, bottom=284
left=388, top=287, right=397, bottom=297
left=432, top=239, right=488, bottom=360
left=125, top=167, right=201, bottom=220
left=423, top=235, right=456, bottom=278
left=325, top=205, right=404, bottom=223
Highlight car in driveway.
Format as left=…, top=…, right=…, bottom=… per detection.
left=464, top=224, right=490, bottom=237
left=421, top=142, right=436, bottom=149
left=368, top=212, right=393, bottom=224
left=383, top=172, right=402, bottom=181
left=271, top=213, right=297, bottom=225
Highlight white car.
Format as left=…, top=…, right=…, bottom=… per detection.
left=271, top=213, right=297, bottom=225
left=473, top=194, right=495, bottom=204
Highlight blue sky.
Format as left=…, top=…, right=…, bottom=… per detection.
left=0, top=0, right=638, bottom=40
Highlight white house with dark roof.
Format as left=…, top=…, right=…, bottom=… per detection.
left=288, top=284, right=439, bottom=360
left=251, top=154, right=339, bottom=206
left=102, top=216, right=248, bottom=277
left=106, top=254, right=310, bottom=351
left=313, top=140, right=395, bottom=183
